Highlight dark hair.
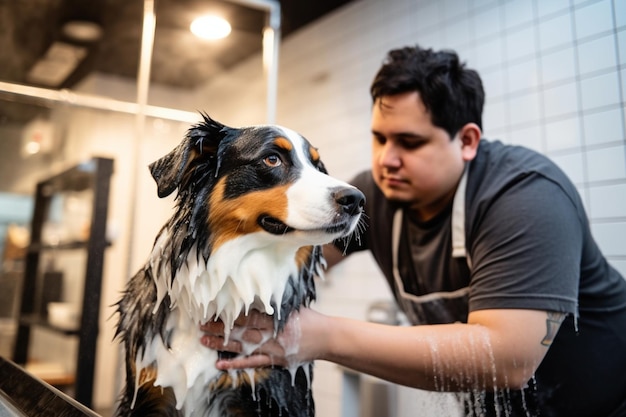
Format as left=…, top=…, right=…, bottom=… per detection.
left=370, top=45, right=485, bottom=139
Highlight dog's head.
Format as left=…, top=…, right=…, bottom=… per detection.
left=148, top=113, right=365, bottom=326
left=150, top=114, right=364, bottom=259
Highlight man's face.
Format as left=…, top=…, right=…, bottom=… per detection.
left=371, top=91, right=466, bottom=221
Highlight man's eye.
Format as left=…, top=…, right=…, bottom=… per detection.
left=264, top=154, right=282, bottom=167
left=400, top=140, right=422, bottom=149
left=373, top=134, right=386, bottom=144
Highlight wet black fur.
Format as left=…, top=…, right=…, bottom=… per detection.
left=114, top=114, right=324, bottom=416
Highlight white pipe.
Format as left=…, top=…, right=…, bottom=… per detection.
left=112, top=0, right=156, bottom=409
left=125, top=0, right=156, bottom=282
left=0, top=81, right=199, bottom=123
left=226, top=0, right=281, bottom=123
left=263, top=26, right=279, bottom=124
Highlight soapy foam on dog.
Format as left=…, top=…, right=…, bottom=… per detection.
left=135, top=229, right=306, bottom=413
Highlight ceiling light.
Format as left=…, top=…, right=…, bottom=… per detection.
left=26, top=42, right=87, bottom=86
left=190, top=15, right=231, bottom=40
left=62, top=20, right=103, bottom=43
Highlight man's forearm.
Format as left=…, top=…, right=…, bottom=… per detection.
left=315, top=309, right=549, bottom=392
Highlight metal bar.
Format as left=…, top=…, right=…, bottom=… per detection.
left=225, top=0, right=281, bottom=124
left=74, top=158, right=114, bottom=408
left=123, top=0, right=156, bottom=282
left=0, top=81, right=199, bottom=123
left=263, top=24, right=280, bottom=124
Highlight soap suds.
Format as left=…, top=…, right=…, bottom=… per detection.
left=137, top=230, right=303, bottom=413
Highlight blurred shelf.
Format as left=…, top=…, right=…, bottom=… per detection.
left=24, top=361, right=75, bottom=386
left=18, top=314, right=80, bottom=336
left=27, top=240, right=112, bottom=253
left=12, top=157, right=114, bottom=409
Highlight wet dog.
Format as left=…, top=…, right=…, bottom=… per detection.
left=114, top=114, right=364, bottom=416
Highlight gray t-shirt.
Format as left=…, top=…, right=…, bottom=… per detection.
left=337, top=139, right=626, bottom=416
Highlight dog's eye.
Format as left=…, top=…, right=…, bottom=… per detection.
left=264, top=154, right=282, bottom=167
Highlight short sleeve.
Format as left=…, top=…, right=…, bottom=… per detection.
left=468, top=173, right=581, bottom=314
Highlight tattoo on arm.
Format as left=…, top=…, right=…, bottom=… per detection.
left=541, top=312, right=566, bottom=346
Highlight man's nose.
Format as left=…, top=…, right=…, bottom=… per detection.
left=379, top=141, right=401, bottom=168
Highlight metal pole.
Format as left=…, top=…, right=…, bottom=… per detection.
left=227, top=0, right=281, bottom=124
left=262, top=14, right=280, bottom=124
left=0, top=81, right=198, bottom=123
left=125, top=0, right=156, bottom=279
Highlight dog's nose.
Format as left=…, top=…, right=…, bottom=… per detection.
left=333, top=187, right=365, bottom=215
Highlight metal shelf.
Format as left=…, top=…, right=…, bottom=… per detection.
left=12, top=157, right=113, bottom=409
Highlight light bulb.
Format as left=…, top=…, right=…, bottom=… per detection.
left=190, top=15, right=231, bottom=40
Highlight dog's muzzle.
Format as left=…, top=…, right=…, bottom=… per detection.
left=258, top=187, right=365, bottom=236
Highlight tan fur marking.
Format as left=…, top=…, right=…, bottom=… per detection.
left=309, top=146, right=320, bottom=162
left=208, top=178, right=290, bottom=251
left=274, top=136, right=293, bottom=151
left=295, top=246, right=313, bottom=269
left=138, top=367, right=158, bottom=387
left=209, top=368, right=271, bottom=391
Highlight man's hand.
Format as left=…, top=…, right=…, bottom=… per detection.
left=200, top=309, right=308, bottom=370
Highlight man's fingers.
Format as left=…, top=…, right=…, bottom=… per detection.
left=234, top=310, right=274, bottom=328
left=216, top=354, right=283, bottom=370
left=241, top=328, right=268, bottom=344
left=201, top=335, right=243, bottom=353
left=200, top=319, right=225, bottom=334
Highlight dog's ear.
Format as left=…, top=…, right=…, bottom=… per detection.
left=149, top=114, right=229, bottom=198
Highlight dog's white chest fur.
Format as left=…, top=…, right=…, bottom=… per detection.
left=136, top=229, right=302, bottom=414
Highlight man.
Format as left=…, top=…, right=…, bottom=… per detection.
left=201, top=46, right=626, bottom=416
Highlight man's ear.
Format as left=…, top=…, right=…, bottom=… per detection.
left=149, top=114, right=230, bottom=198
left=458, top=122, right=481, bottom=161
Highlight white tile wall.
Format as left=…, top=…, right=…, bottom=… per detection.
left=591, top=222, right=626, bottom=256
left=443, top=0, right=470, bottom=19
left=536, top=0, right=570, bottom=18
left=542, top=81, right=580, bottom=119
left=509, top=91, right=542, bottom=126
left=586, top=145, right=626, bottom=181
left=538, top=12, right=574, bottom=51
left=588, top=183, right=626, bottom=219
left=414, top=1, right=442, bottom=30
left=540, top=46, right=577, bottom=85
left=473, top=0, right=499, bottom=10
left=583, top=108, right=624, bottom=145
left=618, top=30, right=626, bottom=65
left=474, top=36, right=504, bottom=70
left=481, top=67, right=507, bottom=98
left=508, top=124, right=544, bottom=152
left=503, top=0, right=535, bottom=29
left=474, top=6, right=502, bottom=40
left=445, top=16, right=472, bottom=49
left=616, top=0, right=626, bottom=28
left=577, top=35, right=618, bottom=75
left=483, top=99, right=508, bottom=131
left=550, top=152, right=586, bottom=184
left=574, top=0, right=614, bottom=39
left=505, top=25, right=537, bottom=62
left=189, top=0, right=626, bottom=415
left=508, top=59, right=540, bottom=93
left=545, top=116, right=583, bottom=151
left=580, top=71, right=622, bottom=110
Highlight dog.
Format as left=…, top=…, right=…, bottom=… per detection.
left=114, top=114, right=364, bottom=417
